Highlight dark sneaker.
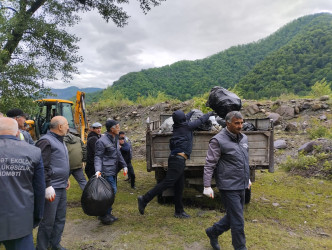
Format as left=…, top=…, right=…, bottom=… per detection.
left=138, top=196, right=147, bottom=215
left=131, top=186, right=136, bottom=189
left=205, top=227, right=220, bottom=250
left=110, top=214, right=118, bottom=222
left=174, top=211, right=190, bottom=219
left=100, top=215, right=112, bottom=225
left=51, top=245, right=67, bottom=250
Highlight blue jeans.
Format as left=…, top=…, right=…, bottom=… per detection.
left=105, top=175, right=117, bottom=215
left=0, top=233, right=34, bottom=250
left=36, top=188, right=67, bottom=250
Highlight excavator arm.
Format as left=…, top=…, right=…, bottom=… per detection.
left=74, top=91, right=89, bottom=144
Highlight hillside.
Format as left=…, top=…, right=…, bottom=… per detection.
left=104, top=13, right=332, bottom=101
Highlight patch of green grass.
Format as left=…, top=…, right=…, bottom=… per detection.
left=34, top=160, right=332, bottom=250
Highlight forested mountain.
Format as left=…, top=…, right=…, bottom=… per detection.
left=236, top=13, right=332, bottom=99
left=107, top=13, right=332, bottom=101
left=48, top=86, right=103, bottom=101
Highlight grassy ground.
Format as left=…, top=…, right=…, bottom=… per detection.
left=24, top=159, right=332, bottom=250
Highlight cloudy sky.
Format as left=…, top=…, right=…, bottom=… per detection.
left=49, top=0, right=332, bottom=89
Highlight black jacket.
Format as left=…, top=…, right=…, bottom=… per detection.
left=170, top=110, right=211, bottom=159
left=85, top=131, right=101, bottom=178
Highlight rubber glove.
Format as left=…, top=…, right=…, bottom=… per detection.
left=203, top=187, right=214, bottom=198
left=45, top=186, right=56, bottom=202
left=248, top=179, right=252, bottom=189
left=95, top=171, right=101, bottom=178
left=123, top=167, right=128, bottom=176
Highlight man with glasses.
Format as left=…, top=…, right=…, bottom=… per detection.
left=119, top=131, right=136, bottom=189
left=6, top=108, right=34, bottom=145
left=94, top=120, right=128, bottom=225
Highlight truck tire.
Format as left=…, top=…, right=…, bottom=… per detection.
left=245, top=187, right=251, bottom=204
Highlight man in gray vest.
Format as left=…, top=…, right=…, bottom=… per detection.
left=36, top=116, right=70, bottom=250
left=203, top=111, right=251, bottom=250
left=0, top=118, right=45, bottom=250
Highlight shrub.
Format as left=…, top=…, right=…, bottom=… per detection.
left=280, top=149, right=332, bottom=180
left=310, top=78, right=332, bottom=98
left=307, top=118, right=332, bottom=139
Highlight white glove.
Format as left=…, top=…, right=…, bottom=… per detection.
left=123, top=167, right=128, bottom=176
left=95, top=171, right=101, bottom=178
left=203, top=187, right=214, bottom=199
left=248, top=179, right=252, bottom=189
left=45, top=186, right=56, bottom=202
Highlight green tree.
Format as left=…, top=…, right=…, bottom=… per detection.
left=310, top=78, right=332, bottom=97
left=0, top=0, right=165, bottom=112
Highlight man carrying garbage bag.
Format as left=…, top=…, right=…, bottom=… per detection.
left=138, top=109, right=213, bottom=218
left=94, top=119, right=127, bottom=225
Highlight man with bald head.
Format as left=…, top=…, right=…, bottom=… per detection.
left=0, top=118, right=45, bottom=250
left=35, top=116, right=70, bottom=250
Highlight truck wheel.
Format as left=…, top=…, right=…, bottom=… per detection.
left=245, top=187, right=251, bottom=204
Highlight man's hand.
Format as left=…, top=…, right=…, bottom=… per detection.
left=203, top=187, right=214, bottom=198
left=248, top=179, right=252, bottom=189
left=95, top=171, right=101, bottom=178
left=66, top=179, right=71, bottom=190
left=123, top=167, right=128, bottom=176
left=45, top=186, right=56, bottom=202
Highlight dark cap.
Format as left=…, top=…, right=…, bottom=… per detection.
left=105, top=119, right=119, bottom=131
left=6, top=108, right=28, bottom=119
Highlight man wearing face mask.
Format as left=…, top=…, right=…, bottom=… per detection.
left=35, top=116, right=70, bottom=250
left=138, top=109, right=213, bottom=218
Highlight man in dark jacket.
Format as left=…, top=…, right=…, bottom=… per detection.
left=64, top=133, right=87, bottom=190
left=85, top=122, right=102, bottom=179
left=203, top=111, right=251, bottom=250
left=6, top=108, right=34, bottom=145
left=35, top=116, right=70, bottom=250
left=0, top=118, right=45, bottom=250
left=138, top=109, right=212, bottom=218
left=119, top=131, right=135, bottom=188
left=94, top=120, right=127, bottom=225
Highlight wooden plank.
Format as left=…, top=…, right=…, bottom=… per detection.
left=153, top=143, right=170, bottom=150
left=249, top=149, right=268, bottom=156
left=248, top=141, right=267, bottom=148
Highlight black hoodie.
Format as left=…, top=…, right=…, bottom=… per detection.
left=170, top=110, right=211, bottom=158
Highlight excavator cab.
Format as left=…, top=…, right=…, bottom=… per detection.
left=27, top=91, right=88, bottom=143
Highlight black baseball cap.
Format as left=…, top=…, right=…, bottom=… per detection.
left=6, top=108, right=28, bottom=119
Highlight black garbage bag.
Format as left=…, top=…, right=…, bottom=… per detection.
left=215, top=117, right=226, bottom=128
left=81, top=176, right=115, bottom=216
left=189, top=109, right=212, bottom=131
left=206, top=86, right=242, bottom=118
left=242, top=122, right=256, bottom=131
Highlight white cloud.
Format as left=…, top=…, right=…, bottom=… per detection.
left=47, top=0, right=332, bottom=89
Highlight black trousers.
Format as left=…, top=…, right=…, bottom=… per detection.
left=143, top=155, right=185, bottom=213
left=212, top=189, right=246, bottom=250
left=127, top=162, right=136, bottom=188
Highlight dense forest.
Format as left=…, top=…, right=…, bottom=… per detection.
left=103, top=13, right=332, bottom=101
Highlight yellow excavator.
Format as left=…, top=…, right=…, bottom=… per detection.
left=26, top=91, right=89, bottom=143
